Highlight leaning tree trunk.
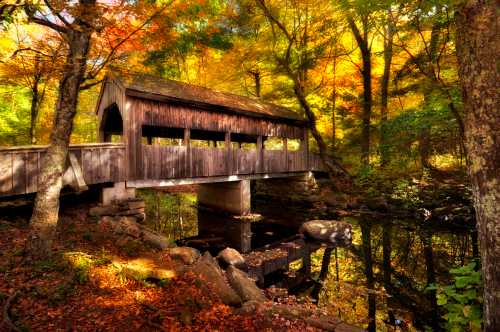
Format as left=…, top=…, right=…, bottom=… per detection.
left=292, top=79, right=350, bottom=178
left=455, top=2, right=500, bottom=331
left=26, top=30, right=92, bottom=260
left=348, top=16, right=372, bottom=166
left=380, top=14, right=394, bottom=167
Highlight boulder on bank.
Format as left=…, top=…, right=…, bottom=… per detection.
left=299, top=220, right=352, bottom=246
left=169, top=247, right=201, bottom=265
left=217, top=247, right=246, bottom=269
left=191, top=252, right=242, bottom=306
left=226, top=266, right=266, bottom=303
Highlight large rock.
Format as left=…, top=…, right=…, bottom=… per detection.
left=217, top=247, right=246, bottom=269
left=299, top=220, right=352, bottom=246
left=226, top=266, right=266, bottom=303
left=191, top=252, right=242, bottom=306
left=169, top=247, right=201, bottom=265
left=98, top=216, right=175, bottom=250
left=142, top=231, right=175, bottom=250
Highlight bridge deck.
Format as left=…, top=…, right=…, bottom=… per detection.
left=0, top=143, right=324, bottom=197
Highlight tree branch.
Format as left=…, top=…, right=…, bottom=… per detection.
left=79, top=79, right=104, bottom=91
left=43, top=0, right=72, bottom=28
left=84, top=1, right=173, bottom=81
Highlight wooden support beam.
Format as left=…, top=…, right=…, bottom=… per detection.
left=69, top=152, right=88, bottom=191
left=284, top=137, right=289, bottom=172
left=257, top=136, right=263, bottom=173
left=303, top=130, right=309, bottom=170
left=184, top=128, right=192, bottom=177
left=225, top=132, right=232, bottom=175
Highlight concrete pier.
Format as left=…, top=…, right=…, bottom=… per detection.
left=198, top=180, right=251, bottom=215
left=101, top=182, right=136, bottom=205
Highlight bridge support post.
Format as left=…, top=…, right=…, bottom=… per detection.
left=198, top=180, right=251, bottom=215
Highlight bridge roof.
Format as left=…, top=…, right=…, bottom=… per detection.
left=107, top=71, right=305, bottom=123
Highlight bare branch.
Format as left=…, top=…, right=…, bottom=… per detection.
left=43, top=0, right=72, bottom=28
left=25, top=7, right=68, bottom=34
left=79, top=79, right=104, bottom=91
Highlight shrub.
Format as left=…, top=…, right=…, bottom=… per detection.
left=429, top=260, right=482, bottom=331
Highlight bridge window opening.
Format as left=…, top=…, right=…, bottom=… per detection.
left=287, top=138, right=301, bottom=151
left=190, top=129, right=226, bottom=148
left=100, top=104, right=123, bottom=142
left=264, top=136, right=285, bottom=150
left=231, top=133, right=258, bottom=150
left=110, top=135, right=122, bottom=143
left=141, top=125, right=185, bottom=146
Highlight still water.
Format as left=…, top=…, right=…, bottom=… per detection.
left=138, top=189, right=476, bottom=331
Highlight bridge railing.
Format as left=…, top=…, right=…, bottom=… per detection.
left=0, top=143, right=126, bottom=197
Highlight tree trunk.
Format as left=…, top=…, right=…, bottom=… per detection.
left=26, top=30, right=92, bottom=260
left=331, top=57, right=337, bottom=152
left=382, top=223, right=392, bottom=289
left=360, top=47, right=372, bottom=167
left=361, top=221, right=376, bottom=332
left=418, top=127, right=432, bottom=169
left=455, top=2, right=500, bottom=330
left=421, top=231, right=439, bottom=330
left=29, top=81, right=39, bottom=145
left=380, top=14, right=394, bottom=167
left=292, top=79, right=350, bottom=177
left=348, top=16, right=372, bottom=166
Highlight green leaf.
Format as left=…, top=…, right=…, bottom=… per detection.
left=437, top=293, right=448, bottom=305
left=455, top=276, right=471, bottom=288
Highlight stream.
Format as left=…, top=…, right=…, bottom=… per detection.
left=138, top=188, right=477, bottom=331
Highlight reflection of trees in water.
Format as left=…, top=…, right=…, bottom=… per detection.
left=138, top=189, right=198, bottom=240
left=309, top=217, right=474, bottom=331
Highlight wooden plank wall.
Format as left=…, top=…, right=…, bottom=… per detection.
left=0, top=143, right=126, bottom=197
left=127, top=97, right=308, bottom=180
left=139, top=144, right=316, bottom=181
left=97, top=79, right=127, bottom=125
left=308, top=153, right=327, bottom=171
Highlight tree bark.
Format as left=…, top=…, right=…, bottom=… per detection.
left=29, top=79, right=39, bottom=145
left=380, top=14, right=394, bottom=167
left=292, top=79, right=350, bottom=177
left=382, top=223, right=392, bottom=289
left=421, top=231, right=439, bottom=330
left=348, top=16, right=372, bottom=166
left=361, top=220, right=375, bottom=332
left=26, top=29, right=92, bottom=260
left=455, top=2, right=500, bottom=330
left=331, top=57, right=337, bottom=152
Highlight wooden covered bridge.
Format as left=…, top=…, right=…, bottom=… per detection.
left=0, top=72, right=324, bottom=213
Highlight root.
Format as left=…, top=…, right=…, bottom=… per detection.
left=1, top=291, right=21, bottom=332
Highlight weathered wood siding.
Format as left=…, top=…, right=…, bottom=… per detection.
left=308, top=153, right=325, bottom=172
left=139, top=144, right=314, bottom=181
left=97, top=79, right=127, bottom=121
left=126, top=97, right=307, bottom=179
left=0, top=143, right=126, bottom=197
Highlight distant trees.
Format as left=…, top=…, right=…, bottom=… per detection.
left=0, top=29, right=62, bottom=144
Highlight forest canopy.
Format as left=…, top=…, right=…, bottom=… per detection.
left=0, top=0, right=465, bottom=173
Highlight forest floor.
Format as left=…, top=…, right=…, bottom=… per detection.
left=0, top=201, right=347, bottom=332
